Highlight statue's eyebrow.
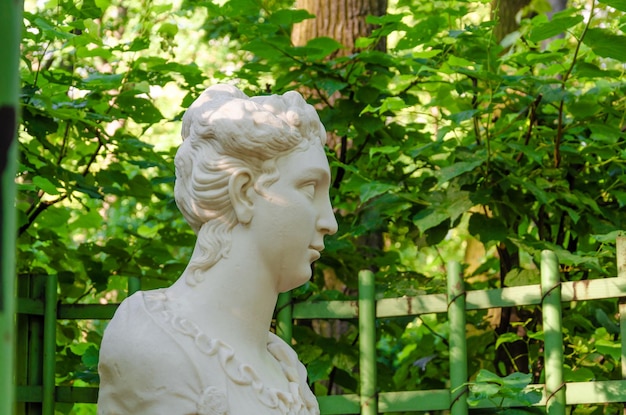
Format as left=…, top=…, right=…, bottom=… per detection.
left=299, top=167, right=330, bottom=183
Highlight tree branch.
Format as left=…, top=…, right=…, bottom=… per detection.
left=555, top=0, right=595, bottom=168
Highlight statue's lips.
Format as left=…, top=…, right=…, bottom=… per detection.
left=309, top=249, right=321, bottom=261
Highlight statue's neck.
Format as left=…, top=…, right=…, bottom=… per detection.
left=167, top=256, right=279, bottom=357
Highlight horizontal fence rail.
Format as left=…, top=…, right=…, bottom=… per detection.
left=17, top=276, right=626, bottom=321
left=15, top=236, right=626, bottom=414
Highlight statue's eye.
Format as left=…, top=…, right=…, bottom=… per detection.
left=301, top=183, right=316, bottom=199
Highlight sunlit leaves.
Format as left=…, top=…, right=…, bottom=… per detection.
left=597, top=0, right=626, bottom=11
left=583, top=28, right=626, bottom=62
left=19, top=0, right=626, bottom=410
left=467, top=370, right=542, bottom=408
left=19, top=0, right=200, bottom=397
left=528, top=10, right=584, bottom=42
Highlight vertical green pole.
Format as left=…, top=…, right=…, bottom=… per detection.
left=541, top=250, right=565, bottom=415
left=0, top=0, right=22, bottom=412
left=359, top=270, right=377, bottom=415
left=616, top=235, right=626, bottom=415
left=43, top=274, right=58, bottom=415
left=28, top=277, right=45, bottom=415
left=618, top=235, right=626, bottom=280
left=276, top=291, right=293, bottom=344
left=127, top=276, right=141, bottom=296
left=447, top=261, right=468, bottom=415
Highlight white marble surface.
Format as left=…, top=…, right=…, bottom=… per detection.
left=97, top=85, right=337, bottom=415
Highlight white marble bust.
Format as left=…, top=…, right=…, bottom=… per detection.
left=97, top=85, right=338, bottom=415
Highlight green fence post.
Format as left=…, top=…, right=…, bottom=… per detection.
left=359, top=270, right=377, bottom=415
left=447, top=261, right=468, bottom=415
left=616, top=235, right=626, bottom=415
left=276, top=291, right=293, bottom=344
left=0, top=0, right=22, bottom=412
left=19, top=276, right=45, bottom=414
left=43, top=274, right=58, bottom=415
left=618, top=235, right=626, bottom=280
left=541, top=250, right=565, bottom=415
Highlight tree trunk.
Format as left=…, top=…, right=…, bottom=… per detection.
left=290, top=0, right=387, bottom=394
left=0, top=0, right=22, bottom=413
left=491, top=0, right=568, bottom=43
left=292, top=0, right=387, bottom=55
left=491, top=0, right=532, bottom=43
left=290, top=0, right=388, bottom=262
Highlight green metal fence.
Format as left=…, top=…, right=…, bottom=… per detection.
left=14, top=236, right=626, bottom=414
left=1, top=0, right=22, bottom=413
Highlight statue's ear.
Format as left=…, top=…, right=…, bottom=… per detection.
left=229, top=169, right=254, bottom=225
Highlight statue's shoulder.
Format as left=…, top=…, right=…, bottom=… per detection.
left=97, top=290, right=227, bottom=415
left=102, top=290, right=162, bottom=346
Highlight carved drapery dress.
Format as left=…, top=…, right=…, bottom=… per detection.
left=97, top=290, right=320, bottom=415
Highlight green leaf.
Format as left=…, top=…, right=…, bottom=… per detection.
left=270, top=9, right=314, bottom=25
left=504, top=268, right=540, bottom=286
left=380, top=96, right=406, bottom=113
left=38, top=206, right=71, bottom=229
left=355, top=86, right=380, bottom=105
left=589, top=122, right=621, bottom=144
left=563, top=366, right=595, bottom=382
left=501, top=372, right=532, bottom=391
left=507, top=176, right=553, bottom=205
left=158, top=22, right=179, bottom=38
left=496, top=332, right=522, bottom=349
left=116, top=95, right=164, bottom=124
left=583, top=28, right=626, bottom=62
left=81, top=73, right=124, bottom=90
left=469, top=214, right=507, bottom=243
left=413, top=207, right=449, bottom=233
left=355, top=36, right=376, bottom=49
left=437, top=158, right=484, bottom=184
left=474, top=369, right=505, bottom=385
left=305, top=37, right=344, bottom=59
left=81, top=345, right=100, bottom=367
left=306, top=355, right=333, bottom=382
left=314, top=78, right=348, bottom=96
left=33, top=16, right=75, bottom=40
left=355, top=115, right=384, bottom=133
left=591, top=231, right=622, bottom=243
left=597, top=0, right=626, bottom=12
left=297, top=345, right=324, bottom=364
left=33, top=176, right=60, bottom=195
left=529, top=14, right=583, bottom=42
left=447, top=55, right=474, bottom=66
left=595, top=308, right=620, bottom=335
left=447, top=110, right=478, bottom=124
left=595, top=338, right=621, bottom=361
left=93, top=0, right=109, bottom=11
left=468, top=382, right=500, bottom=400
left=360, top=181, right=397, bottom=204
left=573, top=61, right=621, bottom=78
left=413, top=186, right=473, bottom=233
left=370, top=146, right=400, bottom=157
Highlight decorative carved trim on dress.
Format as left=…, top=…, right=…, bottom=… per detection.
left=143, top=290, right=319, bottom=415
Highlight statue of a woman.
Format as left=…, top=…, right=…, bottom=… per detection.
left=97, top=85, right=338, bottom=415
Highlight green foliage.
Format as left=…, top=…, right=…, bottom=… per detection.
left=18, top=1, right=206, bottom=411
left=195, top=0, right=626, bottom=411
left=467, top=369, right=542, bottom=413
left=18, top=0, right=626, bottom=413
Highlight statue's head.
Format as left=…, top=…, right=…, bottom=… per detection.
left=175, top=85, right=328, bottom=285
